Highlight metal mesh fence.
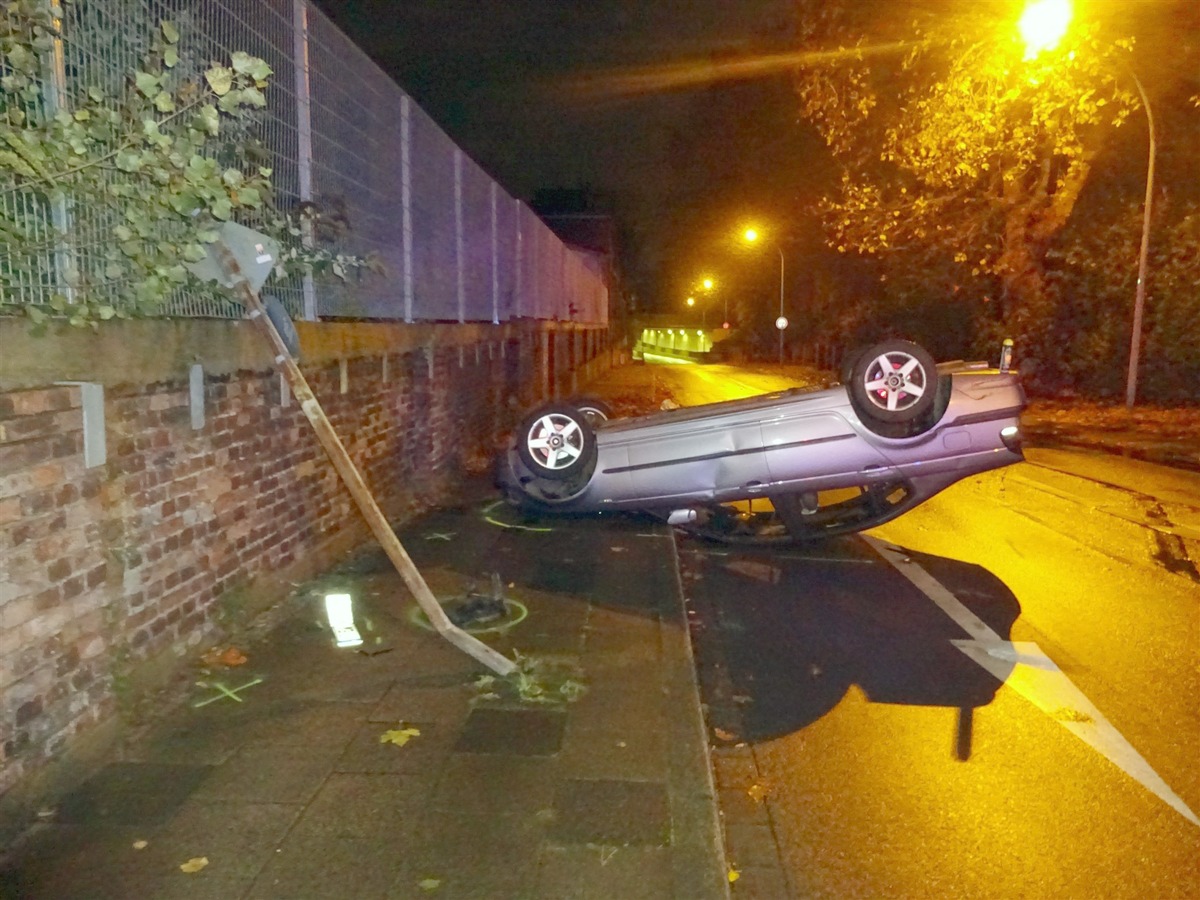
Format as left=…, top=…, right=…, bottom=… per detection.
left=0, top=0, right=607, bottom=324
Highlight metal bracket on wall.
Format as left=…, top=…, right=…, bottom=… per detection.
left=189, top=364, right=205, bottom=430
left=56, top=381, right=106, bottom=468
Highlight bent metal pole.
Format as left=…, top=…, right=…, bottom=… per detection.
left=216, top=247, right=516, bottom=676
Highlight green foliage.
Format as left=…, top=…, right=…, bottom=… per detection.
left=787, top=1, right=1142, bottom=381
left=1044, top=197, right=1200, bottom=400
left=0, top=0, right=368, bottom=330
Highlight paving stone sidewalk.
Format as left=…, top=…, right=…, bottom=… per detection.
left=0, top=495, right=728, bottom=900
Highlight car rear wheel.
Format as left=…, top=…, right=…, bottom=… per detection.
left=516, top=403, right=597, bottom=481
left=848, top=340, right=938, bottom=427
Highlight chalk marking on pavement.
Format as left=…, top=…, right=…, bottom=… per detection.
left=193, top=677, right=263, bottom=708
left=479, top=500, right=553, bottom=533
left=863, top=535, right=1200, bottom=828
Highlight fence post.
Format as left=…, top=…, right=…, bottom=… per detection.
left=401, top=96, right=414, bottom=323
left=454, top=148, right=465, bottom=323
left=43, top=2, right=76, bottom=305
left=514, top=199, right=523, bottom=319
left=490, top=182, right=499, bottom=325
left=292, top=0, right=317, bottom=321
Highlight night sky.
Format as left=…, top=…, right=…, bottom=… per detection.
left=310, top=0, right=824, bottom=308
left=310, top=0, right=1198, bottom=314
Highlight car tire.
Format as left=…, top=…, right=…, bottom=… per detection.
left=516, top=402, right=597, bottom=481
left=570, top=397, right=612, bottom=430
left=839, top=345, right=867, bottom=385
left=848, top=340, right=938, bottom=425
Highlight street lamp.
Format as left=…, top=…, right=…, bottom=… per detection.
left=743, top=228, right=786, bottom=363
left=696, top=275, right=725, bottom=327
left=1020, top=0, right=1155, bottom=408
left=1018, top=0, right=1071, bottom=58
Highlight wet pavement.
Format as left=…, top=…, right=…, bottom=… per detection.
left=0, top=489, right=727, bottom=899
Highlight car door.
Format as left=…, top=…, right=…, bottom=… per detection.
left=621, top=409, right=769, bottom=504
left=760, top=403, right=897, bottom=488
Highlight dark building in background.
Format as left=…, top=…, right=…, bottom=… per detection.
left=532, top=188, right=628, bottom=329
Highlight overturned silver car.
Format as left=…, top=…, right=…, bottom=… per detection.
left=497, top=341, right=1026, bottom=544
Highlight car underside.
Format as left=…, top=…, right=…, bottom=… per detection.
left=496, top=341, right=1027, bottom=545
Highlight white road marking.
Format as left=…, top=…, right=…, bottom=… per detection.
left=863, top=536, right=1200, bottom=828
left=954, top=639, right=1200, bottom=827
left=864, top=538, right=1001, bottom=645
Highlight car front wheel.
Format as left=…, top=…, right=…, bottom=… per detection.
left=516, top=403, right=597, bottom=481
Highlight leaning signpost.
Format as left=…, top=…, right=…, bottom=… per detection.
left=190, top=223, right=515, bottom=676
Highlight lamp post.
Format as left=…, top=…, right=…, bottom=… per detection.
left=698, top=276, right=724, bottom=329
left=743, top=229, right=786, bottom=362
left=1019, top=0, right=1155, bottom=408
left=1124, top=70, right=1156, bottom=410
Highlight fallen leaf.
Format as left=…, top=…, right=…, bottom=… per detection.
left=418, top=877, right=441, bottom=891
left=728, top=866, right=740, bottom=883
left=200, top=646, right=247, bottom=667
left=380, top=724, right=421, bottom=747
left=747, top=782, right=770, bottom=804
left=132, top=840, right=148, bottom=850
left=219, top=647, right=247, bottom=666
left=180, top=857, right=209, bottom=873
left=713, top=727, right=737, bottom=742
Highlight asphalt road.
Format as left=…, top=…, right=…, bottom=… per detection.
left=649, top=362, right=1200, bottom=898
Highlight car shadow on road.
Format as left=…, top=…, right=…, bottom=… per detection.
left=681, top=536, right=1022, bottom=761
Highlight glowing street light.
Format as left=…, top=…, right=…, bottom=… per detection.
left=743, top=227, right=786, bottom=363
left=1019, top=0, right=1071, bottom=59
left=686, top=296, right=695, bottom=307
left=1018, top=0, right=1154, bottom=408
left=693, top=275, right=723, bottom=326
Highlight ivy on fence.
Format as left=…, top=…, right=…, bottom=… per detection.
left=0, top=0, right=367, bottom=332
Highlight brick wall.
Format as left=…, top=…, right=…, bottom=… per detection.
left=0, top=318, right=610, bottom=839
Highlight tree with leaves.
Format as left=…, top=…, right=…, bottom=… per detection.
left=791, top=1, right=1155, bottom=381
